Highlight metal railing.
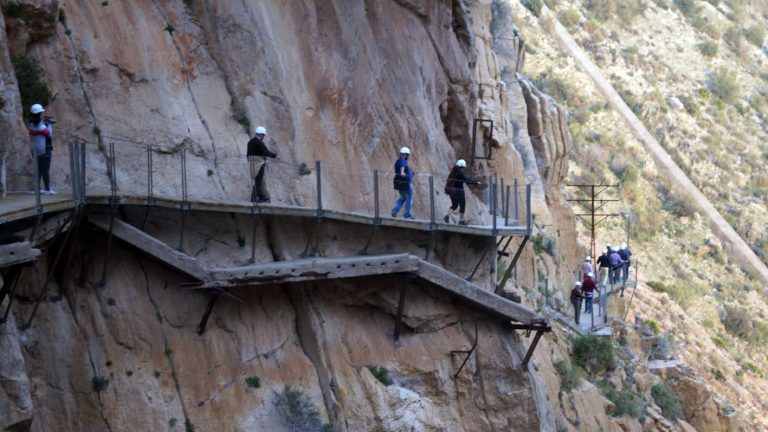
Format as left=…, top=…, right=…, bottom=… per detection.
left=24, top=132, right=532, bottom=232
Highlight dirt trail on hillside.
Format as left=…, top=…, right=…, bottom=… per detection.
left=540, top=8, right=768, bottom=288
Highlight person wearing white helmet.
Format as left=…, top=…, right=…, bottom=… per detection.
left=581, top=271, right=597, bottom=315
left=246, top=126, right=277, bottom=203
left=28, top=103, right=55, bottom=194
left=581, top=255, right=593, bottom=277
left=596, top=248, right=610, bottom=288
left=570, top=281, right=583, bottom=325
left=618, top=242, right=632, bottom=291
left=391, top=147, right=414, bottom=219
left=442, top=158, right=478, bottom=225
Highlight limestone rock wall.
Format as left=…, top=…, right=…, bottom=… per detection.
left=1, top=0, right=584, bottom=430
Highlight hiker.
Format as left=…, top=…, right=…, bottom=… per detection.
left=596, top=248, right=609, bottom=288
left=246, top=126, right=277, bottom=203
left=442, top=159, right=479, bottom=225
left=570, top=281, right=583, bottom=325
left=608, top=247, right=625, bottom=285
left=581, top=272, right=598, bottom=315
left=619, top=243, right=632, bottom=283
left=581, top=256, right=593, bottom=279
left=391, top=147, right=414, bottom=219
left=28, top=104, right=55, bottom=194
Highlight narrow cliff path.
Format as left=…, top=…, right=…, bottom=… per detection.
left=538, top=7, right=768, bottom=288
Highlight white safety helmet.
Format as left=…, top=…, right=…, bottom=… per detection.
left=603, top=248, right=608, bottom=254
left=575, top=281, right=582, bottom=287
left=456, top=159, right=467, bottom=168
left=399, top=146, right=411, bottom=155
left=619, top=245, right=625, bottom=251
left=585, top=256, right=591, bottom=261
left=254, top=126, right=267, bottom=135
left=621, top=243, right=627, bottom=249
left=30, top=104, right=45, bottom=114
left=587, top=272, right=594, bottom=278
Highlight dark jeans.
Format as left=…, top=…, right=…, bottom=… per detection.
left=37, top=154, right=51, bottom=190
left=251, top=163, right=269, bottom=202
left=610, top=266, right=621, bottom=284
left=571, top=298, right=582, bottom=324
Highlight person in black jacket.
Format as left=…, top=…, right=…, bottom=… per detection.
left=443, top=159, right=478, bottom=225
left=247, top=126, right=277, bottom=202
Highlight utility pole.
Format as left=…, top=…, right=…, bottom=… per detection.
left=566, top=184, right=621, bottom=260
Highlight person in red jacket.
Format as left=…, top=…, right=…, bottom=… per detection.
left=581, top=272, right=598, bottom=315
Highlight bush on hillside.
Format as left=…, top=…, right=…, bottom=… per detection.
left=11, top=55, right=52, bottom=121
left=523, top=0, right=543, bottom=17
left=594, top=379, right=646, bottom=418
left=554, top=360, right=579, bottom=392
left=585, top=0, right=646, bottom=23
left=674, top=0, right=699, bottom=17
left=558, top=8, right=580, bottom=28
left=572, top=335, right=617, bottom=372
left=651, top=383, right=683, bottom=419
left=708, top=68, right=740, bottom=105
left=698, top=40, right=718, bottom=57
left=274, top=386, right=330, bottom=432
left=744, top=24, right=765, bottom=47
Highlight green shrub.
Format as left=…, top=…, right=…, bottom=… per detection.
left=644, top=319, right=660, bottom=335
left=559, top=9, right=581, bottom=28
left=744, top=24, right=765, bottom=47
left=185, top=418, right=195, bottom=432
left=245, top=375, right=261, bottom=388
left=11, top=55, right=52, bottom=121
left=554, top=360, right=578, bottom=392
left=675, top=0, right=699, bottom=16
left=651, top=383, right=683, bottom=419
left=585, top=0, right=645, bottom=23
left=523, top=0, right=544, bottom=16
left=572, top=335, right=617, bottom=372
left=532, top=233, right=556, bottom=256
left=699, top=40, right=718, bottom=57
left=274, top=386, right=328, bottom=432
left=368, top=366, right=393, bottom=386
left=712, top=368, right=726, bottom=381
left=594, top=379, right=645, bottom=417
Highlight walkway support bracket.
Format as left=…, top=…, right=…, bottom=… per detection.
left=197, top=291, right=220, bottom=335
left=496, top=236, right=529, bottom=294
left=450, top=322, right=479, bottom=379
left=509, top=323, right=552, bottom=369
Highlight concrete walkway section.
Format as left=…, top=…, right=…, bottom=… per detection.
left=542, top=7, right=768, bottom=288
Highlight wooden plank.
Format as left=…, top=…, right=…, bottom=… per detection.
left=88, top=214, right=210, bottom=281
left=417, top=259, right=544, bottom=325
left=205, top=253, right=419, bottom=288
left=0, top=242, right=41, bottom=268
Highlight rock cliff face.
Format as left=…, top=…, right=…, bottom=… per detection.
left=0, top=0, right=581, bottom=430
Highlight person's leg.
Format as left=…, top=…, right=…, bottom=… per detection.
left=458, top=195, right=466, bottom=224
left=38, top=155, right=51, bottom=191
left=255, top=163, right=269, bottom=201
left=572, top=299, right=580, bottom=324
left=404, top=184, right=413, bottom=217
left=392, top=189, right=406, bottom=216
left=444, top=199, right=457, bottom=223
left=622, top=262, right=629, bottom=282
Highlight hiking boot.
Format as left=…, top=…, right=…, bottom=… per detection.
left=458, top=220, right=467, bottom=225
left=443, top=215, right=450, bottom=223
left=403, top=215, right=415, bottom=220
left=391, top=210, right=397, bottom=218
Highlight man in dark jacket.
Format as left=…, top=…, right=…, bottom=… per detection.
left=581, top=274, right=597, bottom=315
left=570, top=281, right=583, bottom=325
left=247, top=126, right=277, bottom=202
left=608, top=248, right=624, bottom=285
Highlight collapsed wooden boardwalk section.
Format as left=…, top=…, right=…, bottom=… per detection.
left=88, top=213, right=544, bottom=327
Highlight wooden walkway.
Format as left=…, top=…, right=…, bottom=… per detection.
left=0, top=192, right=529, bottom=238
left=84, top=212, right=544, bottom=325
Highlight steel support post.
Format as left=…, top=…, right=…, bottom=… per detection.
left=450, top=323, right=479, bottom=379
left=522, top=329, right=545, bottom=369
left=496, top=236, right=529, bottom=294
left=315, top=161, right=323, bottom=217
left=514, top=178, right=519, bottom=222
left=429, top=176, right=435, bottom=229
left=197, top=292, right=221, bottom=335
left=492, top=179, right=498, bottom=236
left=526, top=184, right=532, bottom=234
left=373, top=169, right=380, bottom=224
left=505, top=184, right=511, bottom=226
